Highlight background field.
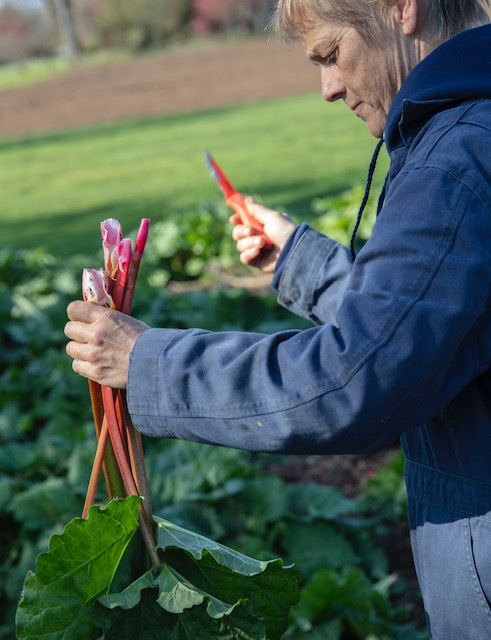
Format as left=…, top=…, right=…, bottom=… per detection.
left=0, top=37, right=388, bottom=255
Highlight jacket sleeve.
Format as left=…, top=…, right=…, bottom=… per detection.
left=127, top=166, right=491, bottom=456
left=273, top=223, right=354, bottom=327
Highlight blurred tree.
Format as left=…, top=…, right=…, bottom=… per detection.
left=0, top=1, right=53, bottom=62
left=49, top=0, right=79, bottom=57
left=94, top=0, right=193, bottom=50
left=191, top=0, right=275, bottom=34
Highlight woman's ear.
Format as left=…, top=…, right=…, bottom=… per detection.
left=394, top=0, right=418, bottom=35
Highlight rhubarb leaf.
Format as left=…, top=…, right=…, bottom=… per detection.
left=94, top=583, right=177, bottom=640
left=155, top=517, right=301, bottom=640
left=16, top=496, right=141, bottom=640
left=98, top=563, right=264, bottom=637
left=97, top=518, right=299, bottom=639
left=154, top=516, right=270, bottom=575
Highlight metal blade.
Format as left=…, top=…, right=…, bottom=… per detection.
left=204, top=149, right=237, bottom=200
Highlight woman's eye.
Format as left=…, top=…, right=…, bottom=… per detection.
left=311, top=48, right=338, bottom=67
left=324, top=49, right=338, bottom=65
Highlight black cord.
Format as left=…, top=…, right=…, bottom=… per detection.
left=350, top=138, right=386, bottom=261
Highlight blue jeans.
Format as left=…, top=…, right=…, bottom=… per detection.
left=406, top=460, right=491, bottom=639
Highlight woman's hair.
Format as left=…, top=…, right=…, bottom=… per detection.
left=273, top=0, right=490, bottom=45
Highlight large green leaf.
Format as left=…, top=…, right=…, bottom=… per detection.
left=96, top=517, right=299, bottom=640
left=15, top=496, right=142, bottom=640
left=97, top=565, right=264, bottom=639
left=155, top=516, right=272, bottom=576
left=96, top=587, right=261, bottom=640
left=155, top=518, right=300, bottom=639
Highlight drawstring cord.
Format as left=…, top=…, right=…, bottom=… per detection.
left=350, top=137, right=387, bottom=261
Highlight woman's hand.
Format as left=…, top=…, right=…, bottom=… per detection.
left=64, top=301, right=149, bottom=389
left=230, top=197, right=296, bottom=273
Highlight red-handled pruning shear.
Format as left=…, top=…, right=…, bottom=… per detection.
left=205, top=150, right=273, bottom=250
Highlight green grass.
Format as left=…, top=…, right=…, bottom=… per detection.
left=0, top=58, right=71, bottom=91
left=0, top=51, right=133, bottom=92
left=0, top=93, right=388, bottom=257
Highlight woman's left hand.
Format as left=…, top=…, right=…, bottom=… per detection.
left=230, top=197, right=296, bottom=272
left=64, top=300, right=149, bottom=389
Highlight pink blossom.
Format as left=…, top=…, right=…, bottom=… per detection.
left=101, top=218, right=123, bottom=278
left=82, top=268, right=113, bottom=307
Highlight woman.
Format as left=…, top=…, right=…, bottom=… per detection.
left=65, top=1, right=491, bottom=637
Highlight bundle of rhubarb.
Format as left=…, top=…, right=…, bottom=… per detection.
left=16, top=217, right=300, bottom=640
left=81, top=217, right=160, bottom=566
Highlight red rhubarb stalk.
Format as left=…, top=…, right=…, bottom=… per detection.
left=101, top=383, right=160, bottom=566
left=121, top=218, right=150, bottom=315
left=121, top=391, right=153, bottom=523
left=84, top=277, right=125, bottom=505
left=112, top=238, right=132, bottom=311
left=86, top=381, right=125, bottom=508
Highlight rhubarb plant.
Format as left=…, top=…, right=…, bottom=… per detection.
left=15, top=218, right=300, bottom=640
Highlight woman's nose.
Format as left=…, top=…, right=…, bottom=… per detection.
left=320, top=66, right=345, bottom=102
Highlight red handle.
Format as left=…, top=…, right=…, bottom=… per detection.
left=226, top=193, right=273, bottom=250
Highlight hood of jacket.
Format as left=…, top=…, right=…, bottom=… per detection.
left=385, top=23, right=491, bottom=154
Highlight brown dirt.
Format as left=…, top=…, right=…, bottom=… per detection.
left=0, top=37, right=320, bottom=138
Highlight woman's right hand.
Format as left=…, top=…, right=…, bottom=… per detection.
left=230, top=197, right=296, bottom=273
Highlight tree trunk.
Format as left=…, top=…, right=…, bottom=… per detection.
left=51, top=0, right=79, bottom=59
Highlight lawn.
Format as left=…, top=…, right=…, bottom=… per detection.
left=0, top=93, right=388, bottom=257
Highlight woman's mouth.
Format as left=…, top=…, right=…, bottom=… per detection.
left=353, top=102, right=364, bottom=117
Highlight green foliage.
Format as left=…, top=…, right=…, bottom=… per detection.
left=1, top=192, right=425, bottom=638
left=16, top=496, right=300, bottom=639
left=360, top=450, right=408, bottom=523
left=140, top=200, right=236, bottom=282
left=312, top=185, right=381, bottom=254
left=95, top=0, right=193, bottom=50
left=16, top=497, right=141, bottom=640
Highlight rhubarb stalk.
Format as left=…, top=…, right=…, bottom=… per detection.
left=81, top=217, right=158, bottom=565
left=112, top=238, right=132, bottom=311
left=122, top=218, right=150, bottom=315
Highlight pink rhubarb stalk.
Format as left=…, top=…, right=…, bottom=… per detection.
left=112, top=238, right=132, bottom=311
left=122, top=218, right=150, bottom=315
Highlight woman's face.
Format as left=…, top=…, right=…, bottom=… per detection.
left=300, top=22, right=402, bottom=138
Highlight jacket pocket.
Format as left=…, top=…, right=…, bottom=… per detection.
left=465, top=516, right=491, bottom=620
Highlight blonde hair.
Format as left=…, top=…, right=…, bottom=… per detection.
left=273, top=0, right=490, bottom=45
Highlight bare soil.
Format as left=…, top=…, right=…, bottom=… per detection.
left=0, top=37, right=319, bottom=138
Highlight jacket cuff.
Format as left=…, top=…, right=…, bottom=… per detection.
left=271, top=223, right=308, bottom=292
left=127, top=327, right=180, bottom=438
left=276, top=226, right=341, bottom=315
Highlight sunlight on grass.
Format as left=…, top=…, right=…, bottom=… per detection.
left=0, top=58, right=71, bottom=91
left=0, top=50, right=134, bottom=92
left=0, top=93, right=388, bottom=256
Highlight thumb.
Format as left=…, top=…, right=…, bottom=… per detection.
left=67, top=300, right=108, bottom=323
left=244, top=196, right=270, bottom=224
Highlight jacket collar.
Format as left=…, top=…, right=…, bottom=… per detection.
left=385, top=24, right=491, bottom=155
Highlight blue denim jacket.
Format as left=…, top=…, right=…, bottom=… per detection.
left=128, top=26, right=491, bottom=637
